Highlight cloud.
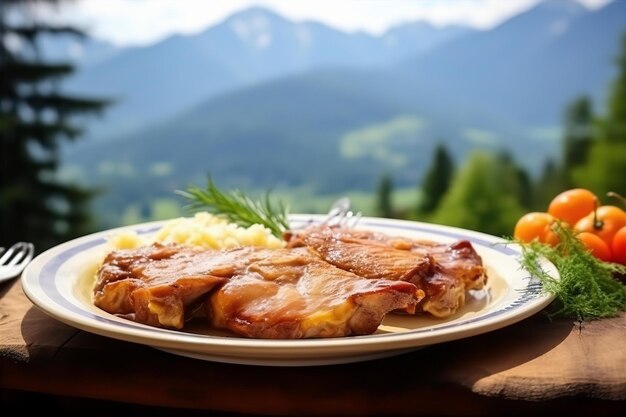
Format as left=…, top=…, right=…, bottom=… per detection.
left=34, top=0, right=615, bottom=47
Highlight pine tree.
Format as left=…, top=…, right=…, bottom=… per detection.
left=430, top=152, right=526, bottom=236
left=562, top=96, right=593, bottom=185
left=0, top=1, right=109, bottom=250
left=534, top=158, right=565, bottom=210
left=533, top=96, right=593, bottom=210
left=573, top=33, right=626, bottom=198
left=376, top=173, right=393, bottom=218
left=497, top=150, right=532, bottom=210
left=417, top=142, right=454, bottom=216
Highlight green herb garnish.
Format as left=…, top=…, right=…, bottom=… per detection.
left=516, top=222, right=626, bottom=321
left=176, top=177, right=289, bottom=238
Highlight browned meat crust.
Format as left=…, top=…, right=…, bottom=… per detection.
left=207, top=247, right=419, bottom=338
left=95, top=244, right=419, bottom=338
left=285, top=225, right=488, bottom=318
left=94, top=243, right=253, bottom=328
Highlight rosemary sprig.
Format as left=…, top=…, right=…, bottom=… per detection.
left=516, top=222, right=626, bottom=321
left=176, top=177, right=290, bottom=238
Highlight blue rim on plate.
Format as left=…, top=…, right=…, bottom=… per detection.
left=21, top=215, right=557, bottom=366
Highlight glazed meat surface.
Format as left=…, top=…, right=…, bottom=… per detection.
left=95, top=243, right=420, bottom=338
left=208, top=247, right=419, bottom=338
left=285, top=225, right=487, bottom=318
left=94, top=243, right=255, bottom=329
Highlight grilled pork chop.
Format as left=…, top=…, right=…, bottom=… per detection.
left=95, top=243, right=420, bottom=338
left=208, top=247, right=420, bottom=338
left=94, top=243, right=252, bottom=329
left=285, top=225, right=487, bottom=318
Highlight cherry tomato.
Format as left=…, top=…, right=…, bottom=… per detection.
left=577, top=232, right=613, bottom=262
left=574, top=205, right=626, bottom=246
left=612, top=226, right=626, bottom=265
left=548, top=188, right=597, bottom=226
left=514, top=212, right=559, bottom=245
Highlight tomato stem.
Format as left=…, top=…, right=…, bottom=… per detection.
left=593, top=196, right=604, bottom=230
left=607, top=192, right=626, bottom=209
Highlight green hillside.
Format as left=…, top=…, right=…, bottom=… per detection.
left=63, top=68, right=547, bottom=228
left=56, top=1, right=625, bottom=230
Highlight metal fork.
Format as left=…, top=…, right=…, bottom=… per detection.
left=293, top=197, right=361, bottom=230
left=0, top=242, right=35, bottom=283
left=338, top=208, right=362, bottom=228
left=321, top=197, right=362, bottom=228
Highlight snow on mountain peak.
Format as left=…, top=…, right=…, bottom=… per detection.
left=230, top=13, right=273, bottom=49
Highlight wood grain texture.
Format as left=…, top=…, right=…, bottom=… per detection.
left=1, top=277, right=624, bottom=416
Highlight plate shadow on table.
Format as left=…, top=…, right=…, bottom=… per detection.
left=0, top=278, right=17, bottom=298
left=16, top=302, right=620, bottom=417
left=438, top=309, right=574, bottom=375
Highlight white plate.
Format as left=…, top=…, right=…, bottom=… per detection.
left=21, top=215, right=557, bottom=367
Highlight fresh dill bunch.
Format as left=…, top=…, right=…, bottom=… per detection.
left=517, top=222, right=626, bottom=321
left=176, top=177, right=290, bottom=238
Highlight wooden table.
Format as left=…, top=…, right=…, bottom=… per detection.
left=1, top=277, right=624, bottom=416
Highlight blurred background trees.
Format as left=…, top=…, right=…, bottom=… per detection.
left=573, top=34, right=626, bottom=198
left=561, top=96, right=593, bottom=189
left=427, top=152, right=526, bottom=236
left=402, top=31, right=626, bottom=236
left=415, top=142, right=454, bottom=217
left=0, top=0, right=108, bottom=250
left=317, top=11, right=624, bottom=238
left=1, top=1, right=624, bottom=245
left=376, top=173, right=394, bottom=218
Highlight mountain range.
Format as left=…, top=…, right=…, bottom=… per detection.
left=63, top=7, right=472, bottom=140
left=402, top=0, right=623, bottom=125
left=59, top=0, right=626, bottom=226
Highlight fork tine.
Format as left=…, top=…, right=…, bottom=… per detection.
left=344, top=211, right=362, bottom=228
left=0, top=242, right=34, bottom=281
left=0, top=243, right=19, bottom=265
left=338, top=210, right=361, bottom=228
left=22, top=242, right=35, bottom=265
left=7, top=243, right=28, bottom=267
left=320, top=197, right=352, bottom=227
left=0, top=242, right=34, bottom=267
left=323, top=198, right=350, bottom=220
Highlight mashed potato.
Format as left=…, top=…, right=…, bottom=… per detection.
left=107, top=212, right=286, bottom=250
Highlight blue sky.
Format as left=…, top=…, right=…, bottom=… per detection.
left=37, top=0, right=613, bottom=46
